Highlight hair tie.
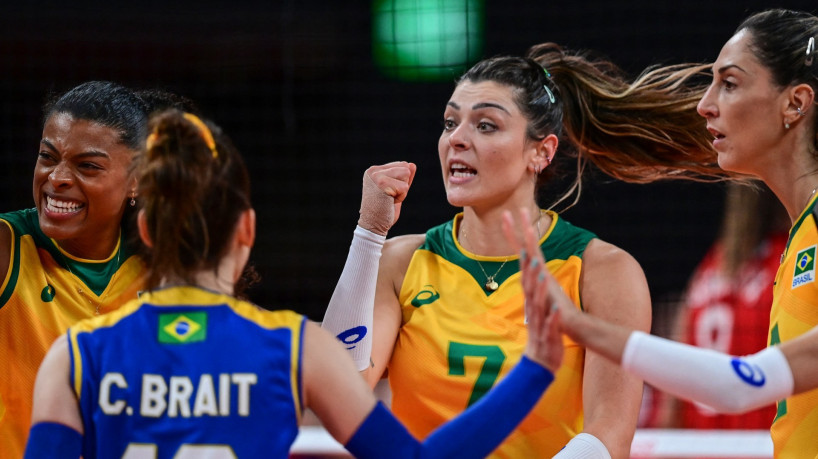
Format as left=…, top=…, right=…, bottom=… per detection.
left=183, top=113, right=219, bottom=159
left=146, top=131, right=159, bottom=151
left=807, top=36, right=815, bottom=67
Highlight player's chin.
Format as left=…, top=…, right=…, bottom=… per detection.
left=38, top=222, right=80, bottom=242
left=445, top=189, right=476, bottom=208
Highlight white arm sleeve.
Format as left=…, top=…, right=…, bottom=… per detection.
left=622, top=331, right=794, bottom=413
left=321, top=226, right=385, bottom=371
left=552, top=433, right=611, bottom=459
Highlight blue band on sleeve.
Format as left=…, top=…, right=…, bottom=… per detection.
left=345, top=356, right=554, bottom=458
left=24, top=422, right=82, bottom=459
left=345, top=402, right=420, bottom=459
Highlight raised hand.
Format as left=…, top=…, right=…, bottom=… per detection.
left=501, top=209, right=562, bottom=373
left=358, top=162, right=417, bottom=236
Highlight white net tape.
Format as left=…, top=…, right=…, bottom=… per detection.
left=289, top=427, right=773, bottom=458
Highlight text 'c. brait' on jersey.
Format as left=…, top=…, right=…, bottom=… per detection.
left=98, top=372, right=257, bottom=418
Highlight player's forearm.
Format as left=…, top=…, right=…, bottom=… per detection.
left=321, top=226, right=385, bottom=371
left=577, top=355, right=642, bottom=459
left=623, top=331, right=793, bottom=413
left=562, top=311, right=631, bottom=365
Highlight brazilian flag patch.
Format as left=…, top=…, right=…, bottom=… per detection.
left=792, top=245, right=817, bottom=289
left=158, top=312, right=207, bottom=344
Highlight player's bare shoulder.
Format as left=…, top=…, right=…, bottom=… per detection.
left=581, top=238, right=650, bottom=325
left=381, top=233, right=426, bottom=286
left=582, top=238, right=643, bottom=277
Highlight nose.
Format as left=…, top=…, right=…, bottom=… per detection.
left=447, top=123, right=470, bottom=150
left=697, top=84, right=717, bottom=119
left=48, top=161, right=73, bottom=188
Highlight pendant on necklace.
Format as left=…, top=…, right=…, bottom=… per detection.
left=485, top=278, right=499, bottom=291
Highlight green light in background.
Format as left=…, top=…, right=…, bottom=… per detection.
left=372, top=0, right=484, bottom=82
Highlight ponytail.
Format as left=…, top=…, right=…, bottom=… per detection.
left=527, top=43, right=723, bottom=184
left=138, top=109, right=252, bottom=290
left=459, top=44, right=730, bottom=210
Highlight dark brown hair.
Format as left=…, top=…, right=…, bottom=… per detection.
left=137, top=109, right=253, bottom=292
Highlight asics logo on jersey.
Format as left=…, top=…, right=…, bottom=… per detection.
left=730, top=358, right=766, bottom=387
left=40, top=284, right=56, bottom=302
left=411, top=285, right=440, bottom=307
left=792, top=245, right=816, bottom=289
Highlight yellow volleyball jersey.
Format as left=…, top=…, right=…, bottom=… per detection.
left=0, top=209, right=146, bottom=458
left=769, top=194, right=818, bottom=459
left=388, top=211, right=595, bottom=458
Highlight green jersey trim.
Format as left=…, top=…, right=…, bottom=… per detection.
left=419, top=212, right=596, bottom=296
left=0, top=208, right=130, bottom=297
left=0, top=219, right=21, bottom=307
left=786, top=193, right=818, bottom=255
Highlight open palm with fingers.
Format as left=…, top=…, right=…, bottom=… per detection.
left=501, top=208, right=564, bottom=373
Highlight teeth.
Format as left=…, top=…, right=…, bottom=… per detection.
left=451, top=164, right=476, bottom=177
left=46, top=196, right=83, bottom=213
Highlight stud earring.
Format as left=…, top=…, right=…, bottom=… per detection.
left=785, top=121, right=791, bottom=129
left=798, top=107, right=804, bottom=117
left=129, top=193, right=136, bottom=207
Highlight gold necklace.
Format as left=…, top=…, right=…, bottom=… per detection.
left=58, top=241, right=122, bottom=315
left=461, top=211, right=542, bottom=292
left=477, top=259, right=507, bottom=292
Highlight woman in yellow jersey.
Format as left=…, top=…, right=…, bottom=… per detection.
left=507, top=9, right=818, bottom=459
left=322, top=44, right=727, bottom=457
left=0, top=81, right=190, bottom=456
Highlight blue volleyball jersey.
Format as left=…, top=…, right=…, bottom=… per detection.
left=67, top=285, right=305, bottom=459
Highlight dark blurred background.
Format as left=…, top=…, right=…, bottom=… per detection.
left=1, top=1, right=814, bottom=323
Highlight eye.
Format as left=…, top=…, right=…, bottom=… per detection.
left=442, top=119, right=457, bottom=131
left=37, top=151, right=57, bottom=163
left=477, top=121, right=497, bottom=132
left=78, top=162, right=103, bottom=171
left=719, top=76, right=738, bottom=91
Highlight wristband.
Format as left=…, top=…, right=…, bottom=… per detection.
left=553, top=433, right=611, bottom=459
